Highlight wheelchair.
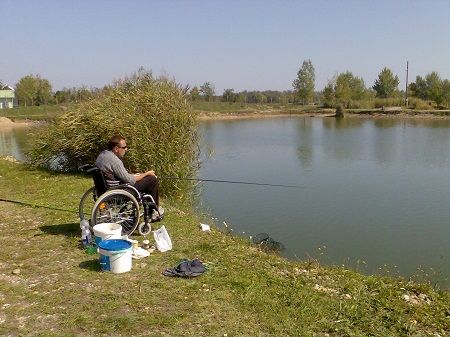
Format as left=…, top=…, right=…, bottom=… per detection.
left=78, top=165, right=162, bottom=236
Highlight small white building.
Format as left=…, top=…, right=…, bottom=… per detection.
left=0, top=85, right=18, bottom=109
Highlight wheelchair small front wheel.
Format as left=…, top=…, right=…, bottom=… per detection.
left=137, top=222, right=152, bottom=236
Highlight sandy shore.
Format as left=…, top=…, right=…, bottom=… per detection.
left=0, top=117, right=34, bottom=128
left=197, top=112, right=335, bottom=120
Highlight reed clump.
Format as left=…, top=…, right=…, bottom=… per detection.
left=26, top=69, right=200, bottom=199
left=335, top=104, right=345, bottom=117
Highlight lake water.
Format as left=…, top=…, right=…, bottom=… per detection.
left=198, top=117, right=449, bottom=288
left=0, top=126, right=31, bottom=162
left=1, top=118, right=449, bottom=288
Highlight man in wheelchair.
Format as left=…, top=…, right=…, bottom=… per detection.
left=95, top=135, right=164, bottom=221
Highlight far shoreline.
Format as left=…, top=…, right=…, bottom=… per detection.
left=197, top=109, right=450, bottom=120
left=1, top=108, right=449, bottom=126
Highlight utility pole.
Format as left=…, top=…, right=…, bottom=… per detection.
left=405, top=61, right=409, bottom=108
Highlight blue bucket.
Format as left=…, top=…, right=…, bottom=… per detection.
left=98, top=239, right=132, bottom=273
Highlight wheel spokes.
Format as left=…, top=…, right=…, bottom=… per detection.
left=95, top=195, right=138, bottom=234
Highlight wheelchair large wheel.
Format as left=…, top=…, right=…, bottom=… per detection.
left=91, top=190, right=140, bottom=236
left=78, top=186, right=98, bottom=223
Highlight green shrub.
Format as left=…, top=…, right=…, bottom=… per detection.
left=351, top=100, right=375, bottom=109
left=373, top=98, right=405, bottom=109
left=26, top=69, right=200, bottom=199
left=408, top=98, right=433, bottom=110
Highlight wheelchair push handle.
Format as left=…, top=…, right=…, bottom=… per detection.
left=78, top=164, right=101, bottom=175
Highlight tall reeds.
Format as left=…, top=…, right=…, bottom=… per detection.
left=26, top=69, right=200, bottom=200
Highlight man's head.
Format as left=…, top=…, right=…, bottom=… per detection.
left=108, top=136, right=128, bottom=159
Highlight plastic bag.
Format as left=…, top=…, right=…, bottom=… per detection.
left=153, top=225, right=172, bottom=252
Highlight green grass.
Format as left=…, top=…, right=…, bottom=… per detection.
left=0, top=105, right=67, bottom=121
left=0, top=159, right=449, bottom=336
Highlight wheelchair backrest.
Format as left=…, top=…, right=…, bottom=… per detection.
left=87, top=166, right=108, bottom=196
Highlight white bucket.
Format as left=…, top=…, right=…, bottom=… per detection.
left=98, top=239, right=132, bottom=273
left=93, top=223, right=122, bottom=245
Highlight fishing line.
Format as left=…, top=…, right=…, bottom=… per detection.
left=159, top=176, right=308, bottom=189
left=0, top=198, right=76, bottom=213
left=0, top=176, right=306, bottom=214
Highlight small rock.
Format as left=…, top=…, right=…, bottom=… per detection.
left=12, top=269, right=20, bottom=275
left=84, top=287, right=94, bottom=293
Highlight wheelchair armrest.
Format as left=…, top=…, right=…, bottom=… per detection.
left=106, top=183, right=131, bottom=190
left=105, top=183, right=141, bottom=201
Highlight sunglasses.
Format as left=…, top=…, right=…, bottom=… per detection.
left=118, top=145, right=127, bottom=149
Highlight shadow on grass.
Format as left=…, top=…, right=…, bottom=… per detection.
left=39, top=222, right=79, bottom=238
left=39, top=222, right=102, bottom=271
left=79, top=259, right=101, bottom=271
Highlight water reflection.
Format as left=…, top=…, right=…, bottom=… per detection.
left=322, top=116, right=366, bottom=129
left=295, top=118, right=314, bottom=171
left=0, top=126, right=32, bottom=161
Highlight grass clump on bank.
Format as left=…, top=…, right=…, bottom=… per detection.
left=0, top=159, right=449, bottom=336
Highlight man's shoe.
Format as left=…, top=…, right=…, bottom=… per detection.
left=151, top=206, right=164, bottom=222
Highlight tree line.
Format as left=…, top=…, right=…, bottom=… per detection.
left=3, top=62, right=449, bottom=109
left=177, top=63, right=449, bottom=109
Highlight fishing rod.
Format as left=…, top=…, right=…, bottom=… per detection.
left=0, top=198, right=76, bottom=213
left=159, top=176, right=308, bottom=189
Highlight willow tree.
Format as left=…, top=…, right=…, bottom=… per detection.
left=15, top=74, right=53, bottom=106
left=425, top=72, right=446, bottom=107
left=334, top=71, right=365, bottom=108
left=26, top=69, right=200, bottom=199
left=200, top=82, right=215, bottom=102
left=409, top=72, right=449, bottom=107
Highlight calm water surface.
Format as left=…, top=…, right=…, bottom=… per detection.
left=198, top=117, right=449, bottom=288
left=0, top=126, right=31, bottom=162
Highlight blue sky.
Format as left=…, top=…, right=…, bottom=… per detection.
left=1, top=0, right=449, bottom=94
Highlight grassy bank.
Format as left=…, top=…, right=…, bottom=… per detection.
left=191, top=102, right=450, bottom=119
left=0, top=159, right=449, bottom=336
left=0, top=105, right=67, bottom=122
left=192, top=101, right=325, bottom=116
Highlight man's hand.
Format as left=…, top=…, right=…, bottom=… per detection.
left=143, top=170, right=156, bottom=177
left=134, top=170, right=156, bottom=181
